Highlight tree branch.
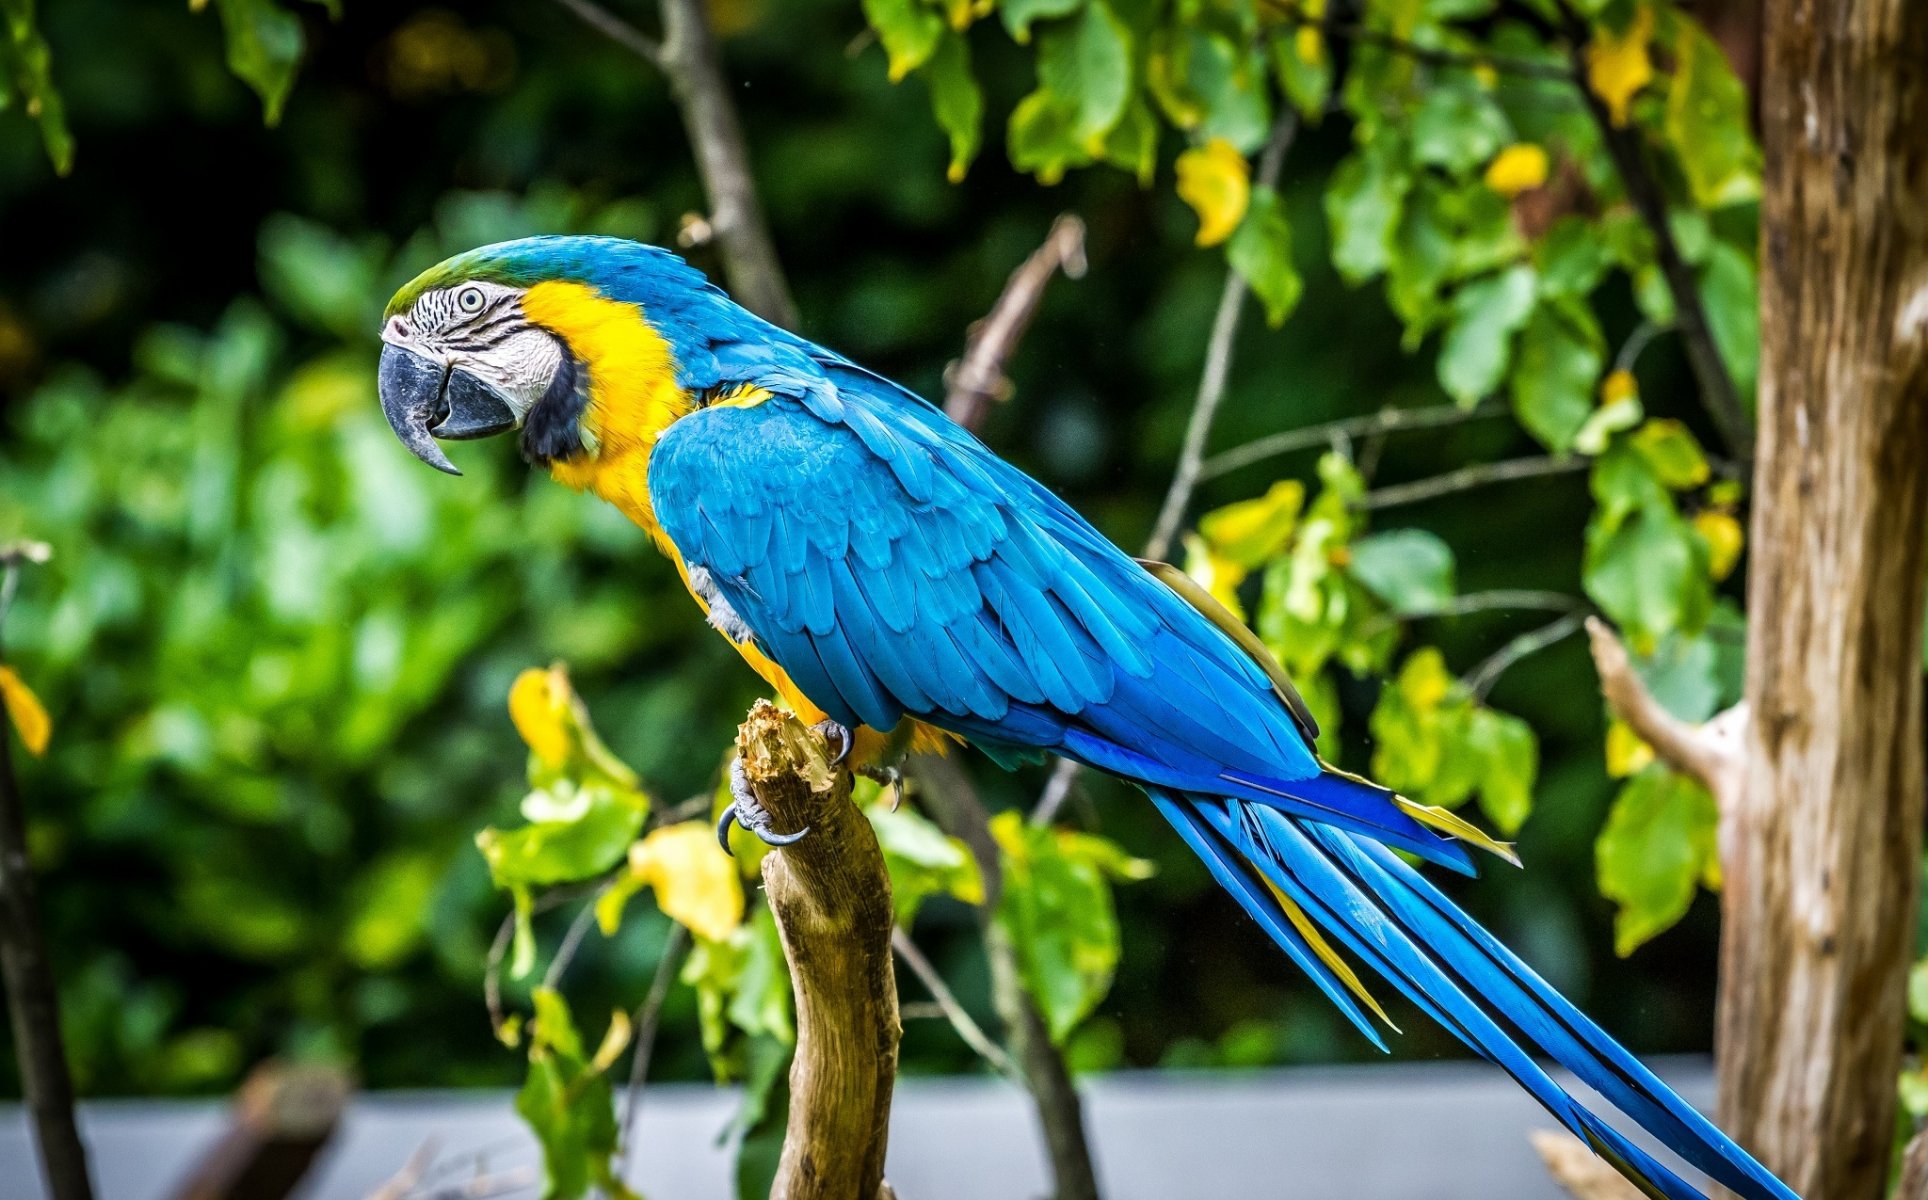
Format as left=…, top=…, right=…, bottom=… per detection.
left=907, top=755, right=1102, bottom=1200
left=555, top=0, right=798, bottom=328
left=944, top=215, right=1088, bottom=432
left=1560, top=27, right=1751, bottom=462
left=737, top=702, right=898, bottom=1200
left=1267, top=2, right=1574, bottom=82
left=890, top=926, right=1022, bottom=1083
left=1144, top=112, right=1301, bottom=562
left=615, top=921, right=689, bottom=1178
left=1359, top=454, right=1587, bottom=510
left=1531, top=1130, right=1645, bottom=1200
left=0, top=548, right=94, bottom=1200
left=1585, top=617, right=1747, bottom=820
left=1200, top=400, right=1509, bottom=480
left=1465, top=611, right=1587, bottom=699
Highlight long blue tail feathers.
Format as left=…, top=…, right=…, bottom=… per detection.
left=1146, top=786, right=1799, bottom=1200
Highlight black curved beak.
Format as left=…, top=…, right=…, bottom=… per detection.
left=378, top=345, right=518, bottom=476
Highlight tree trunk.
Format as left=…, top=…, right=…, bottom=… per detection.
left=1717, top=4, right=1928, bottom=1197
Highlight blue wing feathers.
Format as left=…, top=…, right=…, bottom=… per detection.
left=646, top=338, right=1798, bottom=1200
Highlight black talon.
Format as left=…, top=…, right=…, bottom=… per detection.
left=716, top=803, right=740, bottom=856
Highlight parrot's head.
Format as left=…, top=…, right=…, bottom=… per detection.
left=377, top=235, right=718, bottom=475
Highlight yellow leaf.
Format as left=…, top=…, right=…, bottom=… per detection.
left=1693, top=510, right=1745, bottom=581
left=0, top=666, right=51, bottom=757
left=508, top=666, right=572, bottom=768
left=589, top=1008, right=633, bottom=1074
left=1605, top=718, right=1654, bottom=779
left=1585, top=4, right=1654, bottom=127
left=630, top=822, right=745, bottom=943
left=1600, top=368, right=1639, bottom=407
left=1294, top=26, right=1323, bottom=66
left=1175, top=139, right=1250, bottom=247
left=1197, top=479, right=1305, bottom=568
left=1483, top=143, right=1549, bottom=198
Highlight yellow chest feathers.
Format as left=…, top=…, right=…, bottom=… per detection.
left=521, top=280, right=692, bottom=549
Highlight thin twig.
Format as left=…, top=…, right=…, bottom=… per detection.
left=1360, top=455, right=1588, bottom=510
left=0, top=554, right=94, bottom=1200
left=891, top=927, right=1023, bottom=1082
left=945, top=216, right=1088, bottom=433
left=1356, top=589, right=1589, bottom=641
left=615, top=922, right=691, bottom=1177
left=1557, top=13, right=1751, bottom=461
left=1266, top=1, right=1573, bottom=82
left=549, top=0, right=662, bottom=63
left=540, top=896, right=603, bottom=990
left=1039, top=111, right=1301, bottom=830
left=1144, top=111, right=1302, bottom=563
left=1466, top=612, right=1587, bottom=699
left=1201, top=400, right=1509, bottom=479
left=1585, top=616, right=1747, bottom=818
left=483, top=913, right=513, bottom=1035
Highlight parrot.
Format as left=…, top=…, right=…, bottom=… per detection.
left=375, top=234, right=1797, bottom=1200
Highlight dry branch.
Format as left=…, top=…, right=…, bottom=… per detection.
left=1530, top=1130, right=1645, bottom=1200
left=169, top=1062, right=351, bottom=1200
left=944, top=215, right=1087, bottom=432
left=1585, top=617, right=1747, bottom=812
left=737, top=702, right=899, bottom=1200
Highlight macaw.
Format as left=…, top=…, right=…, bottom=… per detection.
left=375, top=235, right=1796, bottom=1200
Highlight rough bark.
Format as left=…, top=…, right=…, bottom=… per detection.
left=1717, top=4, right=1928, bottom=1196
left=738, top=703, right=899, bottom=1200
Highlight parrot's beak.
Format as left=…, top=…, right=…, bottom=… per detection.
left=378, top=344, right=519, bottom=476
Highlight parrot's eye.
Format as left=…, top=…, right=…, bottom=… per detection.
left=456, top=286, right=486, bottom=314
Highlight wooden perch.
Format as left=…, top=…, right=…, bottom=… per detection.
left=169, top=1061, right=352, bottom=1200
left=736, top=702, right=900, bottom=1200
left=1585, top=617, right=1749, bottom=855
left=1530, top=1130, right=1645, bottom=1200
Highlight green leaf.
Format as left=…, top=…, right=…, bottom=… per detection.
left=1437, top=265, right=1536, bottom=405
left=1270, top=27, right=1332, bottom=122
left=1411, top=82, right=1511, bottom=177
left=1510, top=301, right=1604, bottom=452
left=992, top=812, right=1151, bottom=1044
left=1663, top=18, right=1761, bottom=209
left=1348, top=529, right=1457, bottom=616
left=1533, top=216, right=1613, bottom=299
left=1596, top=766, right=1719, bottom=956
left=0, top=0, right=72, bottom=173
left=212, top=0, right=307, bottom=126
left=1583, top=445, right=1714, bottom=648
left=1101, top=97, right=1157, bottom=184
left=1007, top=89, right=1088, bottom=184
left=925, top=31, right=983, bottom=182
left=516, top=989, right=633, bottom=1200
left=1628, top=419, right=1709, bottom=490
left=1036, top=0, right=1132, bottom=144
left=1228, top=186, right=1302, bottom=326
left=1001, top=0, right=1083, bottom=42
left=1699, top=240, right=1760, bottom=403
left=1325, top=141, right=1412, bottom=284
left=475, top=781, right=647, bottom=892
left=868, top=800, right=983, bottom=926
left=1467, top=707, right=1536, bottom=834
left=863, top=0, right=944, bottom=79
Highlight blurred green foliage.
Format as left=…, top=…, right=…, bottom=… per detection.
left=0, top=0, right=1775, bottom=1119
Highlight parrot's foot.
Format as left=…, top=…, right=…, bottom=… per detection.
left=858, top=763, right=903, bottom=810
left=813, top=719, right=854, bottom=766
left=716, top=756, right=811, bottom=855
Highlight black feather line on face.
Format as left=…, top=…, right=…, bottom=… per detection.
left=520, top=340, right=592, bottom=466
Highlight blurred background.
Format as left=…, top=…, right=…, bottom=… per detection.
left=0, top=0, right=1720, bottom=1113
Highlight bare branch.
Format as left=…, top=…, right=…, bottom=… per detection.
left=554, top=0, right=797, bottom=327
left=1360, top=455, right=1587, bottom=510
left=1585, top=617, right=1747, bottom=806
left=891, top=927, right=1023, bottom=1082
left=549, top=0, right=662, bottom=64
left=1465, top=611, right=1587, bottom=699
left=615, top=922, right=691, bottom=1177
left=1144, top=111, right=1302, bottom=562
left=945, top=215, right=1088, bottom=433
left=0, top=553, right=94, bottom=1200
left=1201, top=400, right=1509, bottom=480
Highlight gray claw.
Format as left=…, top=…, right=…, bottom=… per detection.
left=722, top=757, right=811, bottom=849
left=815, top=720, right=853, bottom=766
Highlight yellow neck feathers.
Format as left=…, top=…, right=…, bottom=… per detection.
left=521, top=280, right=693, bottom=548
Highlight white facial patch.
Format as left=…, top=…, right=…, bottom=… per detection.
left=384, top=281, right=563, bottom=426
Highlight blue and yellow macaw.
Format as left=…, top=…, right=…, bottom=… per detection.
left=376, top=235, right=1796, bottom=1200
